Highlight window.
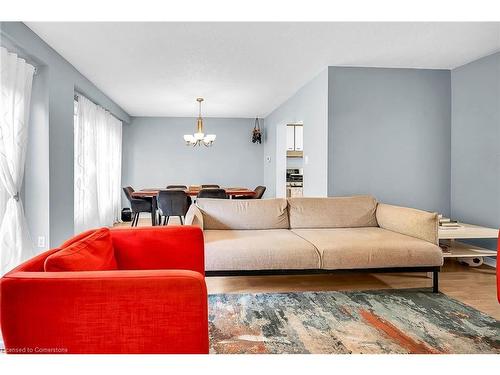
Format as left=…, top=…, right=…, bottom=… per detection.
left=73, top=94, right=122, bottom=232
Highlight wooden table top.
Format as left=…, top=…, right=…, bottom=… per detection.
left=132, top=187, right=256, bottom=198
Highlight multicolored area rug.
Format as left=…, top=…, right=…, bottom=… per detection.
left=208, top=290, right=500, bottom=354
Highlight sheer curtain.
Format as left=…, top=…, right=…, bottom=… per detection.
left=74, top=95, right=122, bottom=233
left=0, top=47, right=35, bottom=275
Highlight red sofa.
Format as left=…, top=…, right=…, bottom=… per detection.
left=0, top=226, right=208, bottom=354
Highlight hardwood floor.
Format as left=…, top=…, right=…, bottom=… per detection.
left=115, top=218, right=500, bottom=320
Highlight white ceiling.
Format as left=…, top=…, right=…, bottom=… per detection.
left=27, top=22, right=500, bottom=118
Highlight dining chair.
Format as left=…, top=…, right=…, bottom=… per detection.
left=197, top=188, right=228, bottom=199
left=234, top=185, right=266, bottom=200
left=201, top=184, right=220, bottom=188
left=122, top=186, right=154, bottom=227
left=156, top=190, right=192, bottom=225
left=166, top=185, right=188, bottom=190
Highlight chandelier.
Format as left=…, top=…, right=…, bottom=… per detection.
left=183, top=97, right=216, bottom=147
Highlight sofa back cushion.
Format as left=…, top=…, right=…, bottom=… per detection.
left=44, top=228, right=118, bottom=271
left=196, top=198, right=289, bottom=230
left=288, top=196, right=378, bottom=229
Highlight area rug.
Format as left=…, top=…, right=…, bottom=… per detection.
left=208, top=289, right=500, bottom=354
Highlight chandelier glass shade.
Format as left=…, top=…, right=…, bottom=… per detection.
left=184, top=98, right=216, bottom=147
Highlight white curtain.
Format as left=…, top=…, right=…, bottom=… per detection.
left=74, top=95, right=122, bottom=233
left=0, top=47, right=35, bottom=275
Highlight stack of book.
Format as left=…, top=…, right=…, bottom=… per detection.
left=438, top=214, right=461, bottom=229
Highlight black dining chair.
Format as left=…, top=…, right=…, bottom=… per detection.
left=234, top=185, right=267, bottom=200
left=123, top=186, right=154, bottom=227
left=166, top=185, right=187, bottom=190
left=156, top=190, right=192, bottom=225
left=201, top=184, right=220, bottom=188
left=197, top=188, right=228, bottom=199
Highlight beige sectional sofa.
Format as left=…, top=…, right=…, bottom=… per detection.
left=186, top=196, right=443, bottom=291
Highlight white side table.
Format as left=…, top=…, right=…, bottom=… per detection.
left=439, top=223, right=498, bottom=260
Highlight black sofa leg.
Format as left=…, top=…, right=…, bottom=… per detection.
left=432, top=270, right=439, bottom=293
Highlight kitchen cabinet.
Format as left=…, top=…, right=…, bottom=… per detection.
left=286, top=125, right=295, bottom=151
left=294, top=125, right=303, bottom=151
left=286, top=124, right=303, bottom=157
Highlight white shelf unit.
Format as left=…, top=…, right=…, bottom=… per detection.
left=438, top=223, right=497, bottom=260
left=439, top=223, right=498, bottom=240
left=439, top=240, right=497, bottom=258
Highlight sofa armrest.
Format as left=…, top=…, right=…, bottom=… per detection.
left=185, top=204, right=204, bottom=229
left=110, top=226, right=204, bottom=274
left=376, top=203, right=439, bottom=244
left=1, top=270, right=208, bottom=354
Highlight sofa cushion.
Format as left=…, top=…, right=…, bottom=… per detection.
left=376, top=203, right=438, bottom=244
left=288, top=196, right=378, bottom=229
left=44, top=228, right=118, bottom=272
left=203, top=229, right=320, bottom=271
left=292, top=227, right=443, bottom=269
left=196, top=198, right=289, bottom=230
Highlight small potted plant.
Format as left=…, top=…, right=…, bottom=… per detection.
left=252, top=117, right=262, bottom=144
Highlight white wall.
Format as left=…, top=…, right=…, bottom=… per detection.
left=264, top=68, right=329, bottom=197
left=122, top=117, right=264, bottom=206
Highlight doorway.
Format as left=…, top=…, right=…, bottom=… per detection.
left=275, top=122, right=304, bottom=198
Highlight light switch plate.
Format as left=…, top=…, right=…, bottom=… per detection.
left=37, top=236, right=46, bottom=248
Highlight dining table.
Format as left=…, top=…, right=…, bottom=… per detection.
left=131, top=187, right=257, bottom=225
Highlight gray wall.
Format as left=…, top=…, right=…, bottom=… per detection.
left=122, top=117, right=263, bottom=205
left=451, top=52, right=500, bottom=250
left=24, top=66, right=50, bottom=251
left=264, top=69, right=328, bottom=198
left=328, top=67, right=451, bottom=215
left=1, top=22, right=130, bottom=247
